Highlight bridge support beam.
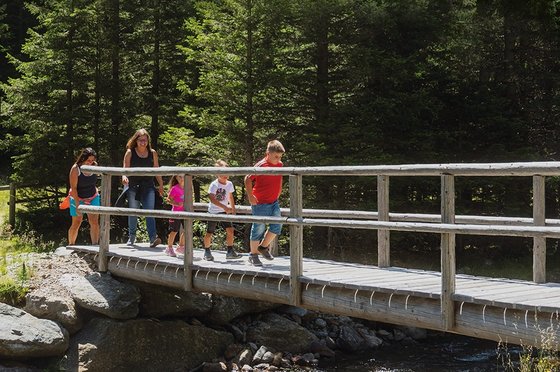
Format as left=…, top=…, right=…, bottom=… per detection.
left=441, top=174, right=455, bottom=330
left=533, top=175, right=546, bottom=284
left=289, top=174, right=303, bottom=306
left=377, top=175, right=390, bottom=267
left=98, top=174, right=112, bottom=272
left=183, top=174, right=194, bottom=291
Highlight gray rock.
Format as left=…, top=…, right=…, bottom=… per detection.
left=0, top=303, right=68, bottom=358
left=262, top=351, right=275, bottom=363
left=202, top=362, right=228, bottom=371
left=357, top=328, right=383, bottom=348
left=336, top=325, right=365, bottom=352
left=253, top=345, right=269, bottom=364
left=315, top=318, right=327, bottom=328
left=54, top=247, right=73, bottom=256
left=237, top=348, right=253, bottom=366
left=277, top=305, right=308, bottom=318
left=399, top=326, right=428, bottom=340
left=59, top=272, right=140, bottom=319
left=206, top=295, right=279, bottom=324
left=133, top=280, right=213, bottom=317
left=393, top=328, right=406, bottom=341
left=61, top=318, right=233, bottom=371
left=246, top=313, right=318, bottom=354
left=24, top=291, right=82, bottom=334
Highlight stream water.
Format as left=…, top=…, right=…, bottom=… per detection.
left=300, top=237, right=560, bottom=372
left=317, top=333, right=519, bottom=371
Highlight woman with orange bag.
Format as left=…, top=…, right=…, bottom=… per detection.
left=67, top=148, right=100, bottom=245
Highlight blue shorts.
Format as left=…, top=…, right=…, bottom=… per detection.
left=70, top=194, right=100, bottom=217
left=250, top=200, right=282, bottom=241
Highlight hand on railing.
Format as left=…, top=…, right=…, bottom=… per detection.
left=121, top=175, right=129, bottom=186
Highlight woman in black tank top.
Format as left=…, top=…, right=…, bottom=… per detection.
left=122, top=128, right=164, bottom=247
left=68, top=148, right=100, bottom=245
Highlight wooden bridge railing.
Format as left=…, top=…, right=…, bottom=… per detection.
left=80, top=162, right=560, bottom=330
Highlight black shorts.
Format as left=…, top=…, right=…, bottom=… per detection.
left=168, top=219, right=183, bottom=233
left=206, top=219, right=233, bottom=234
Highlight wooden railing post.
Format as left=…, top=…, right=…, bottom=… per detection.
left=98, top=174, right=112, bottom=272
left=377, top=175, right=390, bottom=267
left=289, top=174, right=303, bottom=306
left=183, top=174, right=194, bottom=291
left=533, top=175, right=546, bottom=283
left=8, top=182, right=16, bottom=228
left=441, top=174, right=456, bottom=330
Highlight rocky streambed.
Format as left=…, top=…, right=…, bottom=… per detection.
left=0, top=249, right=429, bottom=371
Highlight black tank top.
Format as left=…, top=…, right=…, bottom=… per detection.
left=77, top=167, right=97, bottom=198
left=129, top=149, right=154, bottom=186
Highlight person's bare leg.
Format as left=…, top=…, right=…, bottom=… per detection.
left=68, top=215, right=83, bottom=245
left=225, top=227, right=234, bottom=247
left=260, top=231, right=277, bottom=248
left=88, top=214, right=99, bottom=244
left=167, top=231, right=177, bottom=248
left=250, top=240, right=260, bottom=254
left=204, top=232, right=213, bottom=248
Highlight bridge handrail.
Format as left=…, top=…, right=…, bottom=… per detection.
left=82, top=161, right=560, bottom=177
left=79, top=162, right=556, bottom=329
left=80, top=205, right=560, bottom=238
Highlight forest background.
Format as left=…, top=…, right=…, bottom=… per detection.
left=0, top=0, right=559, bottom=275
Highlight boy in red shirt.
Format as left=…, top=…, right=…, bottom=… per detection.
left=244, top=140, right=285, bottom=266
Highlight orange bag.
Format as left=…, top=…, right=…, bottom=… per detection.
left=59, top=195, right=71, bottom=210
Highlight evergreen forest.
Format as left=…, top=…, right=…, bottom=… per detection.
left=1, top=0, right=560, bottom=271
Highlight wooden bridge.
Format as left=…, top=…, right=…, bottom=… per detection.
left=73, top=162, right=560, bottom=348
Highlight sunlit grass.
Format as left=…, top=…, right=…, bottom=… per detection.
left=0, top=190, right=38, bottom=305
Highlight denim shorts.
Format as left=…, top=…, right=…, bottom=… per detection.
left=250, top=200, right=282, bottom=241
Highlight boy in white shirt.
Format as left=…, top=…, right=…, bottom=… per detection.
left=203, top=160, right=241, bottom=260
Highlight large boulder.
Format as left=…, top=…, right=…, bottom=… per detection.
left=206, top=295, right=279, bottom=324
left=24, top=291, right=82, bottom=334
left=58, top=273, right=140, bottom=319
left=246, top=313, right=318, bottom=353
left=61, top=318, right=233, bottom=371
left=132, top=281, right=213, bottom=318
left=0, top=303, right=68, bottom=358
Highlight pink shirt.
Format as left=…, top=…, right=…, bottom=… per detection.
left=168, top=184, right=185, bottom=212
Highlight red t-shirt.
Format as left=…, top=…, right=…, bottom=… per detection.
left=249, top=157, right=283, bottom=204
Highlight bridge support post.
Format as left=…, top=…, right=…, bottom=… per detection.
left=183, top=174, right=194, bottom=291
left=377, top=175, right=390, bottom=267
left=8, top=183, right=16, bottom=228
left=533, top=175, right=546, bottom=283
left=98, top=174, right=112, bottom=272
left=289, top=174, right=303, bottom=306
left=441, top=174, right=455, bottom=330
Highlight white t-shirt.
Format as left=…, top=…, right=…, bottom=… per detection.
left=208, top=179, right=234, bottom=214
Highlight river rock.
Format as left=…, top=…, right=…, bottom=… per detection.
left=399, top=325, right=428, bottom=340
left=24, top=291, right=82, bottom=334
left=206, top=295, right=279, bottom=324
left=336, top=325, right=365, bottom=352
left=237, top=348, right=253, bottom=366
left=132, top=280, right=213, bottom=317
left=58, top=272, right=140, bottom=319
left=0, top=303, right=68, bottom=358
left=246, top=313, right=318, bottom=353
left=61, top=318, right=233, bottom=371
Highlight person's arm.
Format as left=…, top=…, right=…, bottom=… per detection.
left=209, top=193, right=232, bottom=213
left=69, top=165, right=80, bottom=214
left=152, top=150, right=164, bottom=196
left=122, top=149, right=131, bottom=185
left=244, top=175, right=257, bottom=205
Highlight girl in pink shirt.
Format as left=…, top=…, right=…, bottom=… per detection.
left=165, top=175, right=185, bottom=256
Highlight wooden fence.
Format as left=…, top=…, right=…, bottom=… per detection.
left=79, top=161, right=560, bottom=323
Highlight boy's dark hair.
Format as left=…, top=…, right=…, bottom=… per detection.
left=266, top=140, right=285, bottom=154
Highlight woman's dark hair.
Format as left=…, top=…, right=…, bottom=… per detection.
left=75, top=147, right=97, bottom=166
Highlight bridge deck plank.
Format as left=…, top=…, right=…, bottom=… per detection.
left=67, top=244, right=560, bottom=313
